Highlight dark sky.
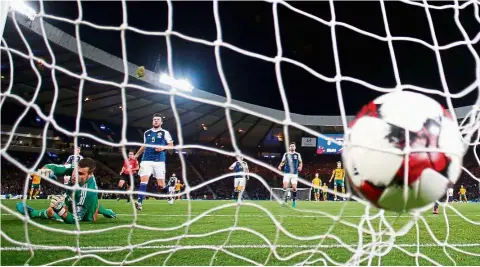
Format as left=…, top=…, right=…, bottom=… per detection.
left=29, top=1, right=479, bottom=115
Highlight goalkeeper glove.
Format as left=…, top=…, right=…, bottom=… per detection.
left=49, top=195, right=67, bottom=216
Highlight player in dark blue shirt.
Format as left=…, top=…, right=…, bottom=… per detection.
left=229, top=156, right=249, bottom=203
left=278, top=142, right=303, bottom=208
left=134, top=113, right=174, bottom=210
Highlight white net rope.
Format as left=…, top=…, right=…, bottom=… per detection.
left=0, top=0, right=479, bottom=265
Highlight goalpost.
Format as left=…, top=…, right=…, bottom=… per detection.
left=1, top=0, right=480, bottom=266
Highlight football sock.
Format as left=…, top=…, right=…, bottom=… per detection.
left=137, top=182, right=148, bottom=204
left=292, top=190, right=297, bottom=202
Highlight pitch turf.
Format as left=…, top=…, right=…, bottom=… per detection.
left=1, top=199, right=479, bottom=265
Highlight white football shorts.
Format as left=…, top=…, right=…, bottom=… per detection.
left=138, top=161, right=166, bottom=180
left=283, top=174, right=298, bottom=185
left=234, top=177, right=246, bottom=189
left=168, top=186, right=175, bottom=193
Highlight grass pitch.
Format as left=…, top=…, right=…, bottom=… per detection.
left=1, top=199, right=479, bottom=265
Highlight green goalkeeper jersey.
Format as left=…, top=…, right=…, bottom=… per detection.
left=64, top=176, right=99, bottom=223
left=44, top=163, right=74, bottom=177
left=44, top=164, right=100, bottom=223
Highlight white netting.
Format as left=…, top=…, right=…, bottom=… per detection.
left=1, top=0, right=480, bottom=266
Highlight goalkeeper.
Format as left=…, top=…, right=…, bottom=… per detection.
left=16, top=158, right=116, bottom=223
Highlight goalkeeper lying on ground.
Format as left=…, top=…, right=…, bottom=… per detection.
left=16, top=158, right=116, bottom=223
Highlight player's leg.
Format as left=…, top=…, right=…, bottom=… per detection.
left=117, top=178, right=126, bottom=201
left=98, top=204, right=116, bottom=218
left=433, top=201, right=439, bottom=214
left=155, top=162, right=166, bottom=192
left=333, top=181, right=338, bottom=200
left=237, top=177, right=246, bottom=203
left=153, top=162, right=167, bottom=202
left=281, top=175, right=290, bottom=204
left=233, top=178, right=239, bottom=201
left=291, top=176, right=298, bottom=208
left=166, top=186, right=173, bottom=204
left=29, top=186, right=34, bottom=200
left=135, top=162, right=151, bottom=210
left=323, top=191, right=327, bottom=201
left=33, top=186, right=40, bottom=199
left=16, top=202, right=63, bottom=222
left=341, top=182, right=346, bottom=201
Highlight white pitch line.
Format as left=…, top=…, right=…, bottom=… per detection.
left=1, top=243, right=480, bottom=251
left=2, top=213, right=479, bottom=218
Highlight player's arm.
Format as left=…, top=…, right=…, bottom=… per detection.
left=229, top=162, right=236, bottom=171
left=245, top=162, right=250, bottom=180
left=119, top=166, right=125, bottom=175
left=64, top=155, right=73, bottom=165
left=298, top=153, right=303, bottom=172
left=135, top=132, right=148, bottom=158
left=278, top=153, right=286, bottom=170
left=135, top=146, right=146, bottom=158
left=156, top=131, right=175, bottom=152
left=329, top=170, right=335, bottom=183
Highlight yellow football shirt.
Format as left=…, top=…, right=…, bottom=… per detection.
left=312, top=178, right=321, bottom=188
left=31, top=173, right=41, bottom=185
left=459, top=188, right=466, bottom=194
left=175, top=183, right=182, bottom=191
left=334, top=168, right=345, bottom=180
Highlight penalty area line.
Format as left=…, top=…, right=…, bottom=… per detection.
left=1, top=243, right=480, bottom=251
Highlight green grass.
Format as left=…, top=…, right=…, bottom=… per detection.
left=1, top=199, right=479, bottom=265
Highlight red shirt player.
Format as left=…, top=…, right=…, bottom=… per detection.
left=117, top=151, right=139, bottom=202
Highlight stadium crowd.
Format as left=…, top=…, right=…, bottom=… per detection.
left=1, top=148, right=479, bottom=202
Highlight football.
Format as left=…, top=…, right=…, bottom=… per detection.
left=342, top=91, right=465, bottom=212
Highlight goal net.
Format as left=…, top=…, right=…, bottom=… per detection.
left=270, top=188, right=312, bottom=201
left=1, top=0, right=480, bottom=266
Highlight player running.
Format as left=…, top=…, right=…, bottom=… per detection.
left=16, top=158, right=116, bottom=223
left=29, top=172, right=42, bottom=200
left=175, top=179, right=184, bottom=200
left=229, top=156, right=249, bottom=203
left=63, top=147, right=83, bottom=185
left=329, top=161, right=345, bottom=201
left=278, top=142, right=303, bottom=208
left=167, top=174, right=178, bottom=204
left=459, top=185, right=467, bottom=203
left=134, top=113, right=174, bottom=211
left=311, top=173, right=321, bottom=201
left=117, top=151, right=139, bottom=202
left=322, top=183, right=328, bottom=201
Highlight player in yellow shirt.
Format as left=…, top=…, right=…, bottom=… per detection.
left=458, top=185, right=467, bottom=203
left=311, top=173, right=321, bottom=201
left=329, top=161, right=345, bottom=201
left=175, top=180, right=184, bottom=200
left=29, top=172, right=42, bottom=200
left=322, top=183, right=328, bottom=201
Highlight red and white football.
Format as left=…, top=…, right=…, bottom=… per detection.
left=342, top=91, right=465, bottom=212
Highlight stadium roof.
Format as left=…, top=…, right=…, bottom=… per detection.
left=1, top=14, right=474, bottom=148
